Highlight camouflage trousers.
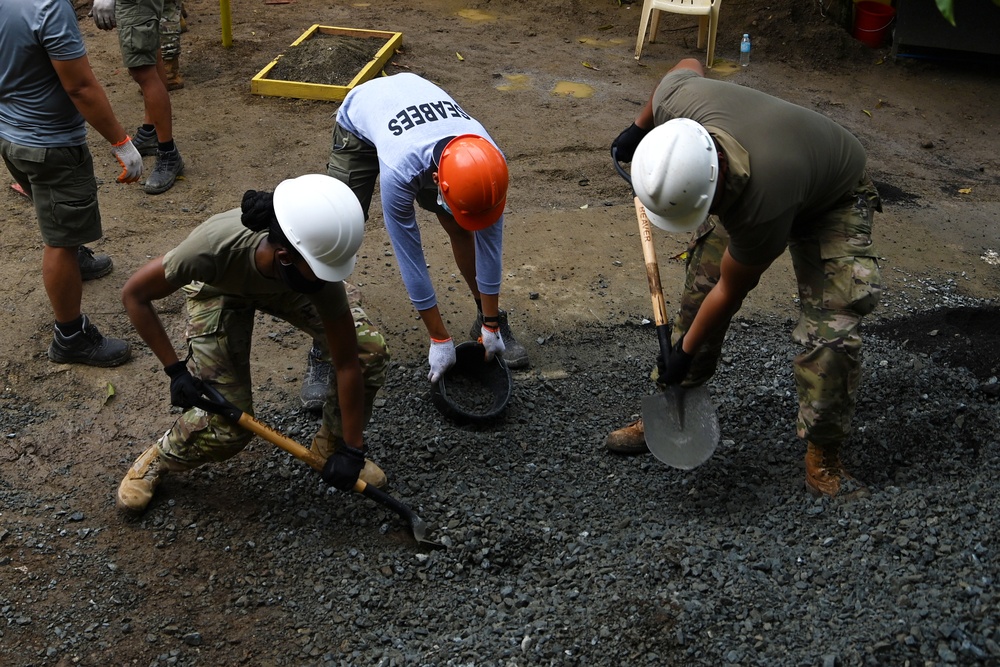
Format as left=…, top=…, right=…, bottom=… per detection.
left=156, top=282, right=390, bottom=467
left=160, top=0, right=181, bottom=60
left=670, top=175, right=882, bottom=447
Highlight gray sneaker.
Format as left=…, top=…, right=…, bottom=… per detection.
left=300, top=344, right=331, bottom=412
left=144, top=148, right=184, bottom=194
left=47, top=314, right=131, bottom=367
left=469, top=309, right=529, bottom=369
left=77, top=245, right=112, bottom=281
left=132, top=126, right=158, bottom=157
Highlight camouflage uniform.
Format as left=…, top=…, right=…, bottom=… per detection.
left=157, top=282, right=389, bottom=467
left=159, top=0, right=181, bottom=61
left=665, top=174, right=882, bottom=447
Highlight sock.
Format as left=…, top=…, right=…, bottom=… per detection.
left=55, top=316, right=84, bottom=336
left=141, top=123, right=155, bottom=134
left=158, top=139, right=176, bottom=154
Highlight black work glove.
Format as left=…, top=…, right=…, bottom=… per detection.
left=321, top=444, right=366, bottom=491
left=656, top=337, right=695, bottom=387
left=164, top=361, right=205, bottom=409
left=611, top=122, right=651, bottom=163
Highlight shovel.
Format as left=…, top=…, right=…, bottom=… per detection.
left=193, top=384, right=444, bottom=550
left=614, top=149, right=720, bottom=469
left=634, top=198, right=721, bottom=469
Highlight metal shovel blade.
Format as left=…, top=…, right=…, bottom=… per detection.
left=642, top=385, right=720, bottom=470
left=359, top=483, right=446, bottom=551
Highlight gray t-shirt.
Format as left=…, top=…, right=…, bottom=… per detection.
left=163, top=209, right=349, bottom=321
left=653, top=70, right=867, bottom=265
left=0, top=0, right=88, bottom=147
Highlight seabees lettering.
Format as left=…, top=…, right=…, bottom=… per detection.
left=387, top=100, right=471, bottom=135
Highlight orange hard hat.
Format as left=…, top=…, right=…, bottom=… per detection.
left=435, top=134, right=509, bottom=231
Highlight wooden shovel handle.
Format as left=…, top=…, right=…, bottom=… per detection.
left=233, top=411, right=367, bottom=494
left=232, top=412, right=325, bottom=470
left=635, top=197, right=674, bottom=360
left=196, top=385, right=368, bottom=494
left=635, top=196, right=669, bottom=328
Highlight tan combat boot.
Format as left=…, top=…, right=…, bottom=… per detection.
left=605, top=418, right=649, bottom=454
left=116, top=439, right=187, bottom=512
left=310, top=424, right=387, bottom=489
left=804, top=441, right=862, bottom=497
left=163, top=57, right=184, bottom=90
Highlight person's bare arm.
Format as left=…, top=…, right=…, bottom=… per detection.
left=634, top=58, right=706, bottom=129
left=121, top=259, right=184, bottom=368
left=51, top=55, right=128, bottom=144
left=682, top=248, right=770, bottom=354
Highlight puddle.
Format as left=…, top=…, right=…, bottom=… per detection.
left=577, top=36, right=627, bottom=47
left=709, top=60, right=740, bottom=76
left=495, top=76, right=595, bottom=98
left=458, top=8, right=496, bottom=20
left=496, top=73, right=532, bottom=92
left=552, top=81, right=594, bottom=98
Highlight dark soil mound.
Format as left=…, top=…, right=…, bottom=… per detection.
left=868, top=306, right=1000, bottom=380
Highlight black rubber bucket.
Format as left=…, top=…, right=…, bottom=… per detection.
left=431, top=341, right=512, bottom=423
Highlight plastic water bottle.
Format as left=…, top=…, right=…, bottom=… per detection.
left=740, top=33, right=751, bottom=67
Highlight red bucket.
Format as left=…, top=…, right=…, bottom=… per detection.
left=853, top=1, right=896, bottom=48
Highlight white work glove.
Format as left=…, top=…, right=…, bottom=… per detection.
left=480, top=324, right=505, bottom=361
left=427, top=337, right=456, bottom=384
left=92, top=0, right=117, bottom=30
left=110, top=137, right=142, bottom=184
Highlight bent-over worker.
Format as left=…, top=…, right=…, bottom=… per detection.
left=608, top=59, right=882, bottom=497
left=324, top=72, right=529, bottom=389
left=116, top=175, right=390, bottom=512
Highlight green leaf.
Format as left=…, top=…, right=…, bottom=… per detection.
left=935, top=0, right=956, bottom=26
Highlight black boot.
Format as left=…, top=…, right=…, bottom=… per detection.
left=300, top=344, right=331, bottom=412
left=47, top=314, right=131, bottom=367
left=77, top=246, right=112, bottom=281
left=144, top=147, right=184, bottom=194
left=132, top=125, right=158, bottom=157
left=469, top=309, right=529, bottom=369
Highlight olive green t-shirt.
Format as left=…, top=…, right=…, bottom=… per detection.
left=162, top=208, right=349, bottom=320
left=652, top=69, right=867, bottom=265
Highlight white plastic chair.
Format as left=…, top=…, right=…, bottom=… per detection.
left=634, top=0, right=722, bottom=67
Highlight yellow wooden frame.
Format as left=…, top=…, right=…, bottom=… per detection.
left=251, top=25, right=403, bottom=101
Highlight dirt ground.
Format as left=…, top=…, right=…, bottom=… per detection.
left=2, top=0, right=999, bottom=663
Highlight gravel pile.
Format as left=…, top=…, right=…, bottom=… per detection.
left=2, top=291, right=998, bottom=666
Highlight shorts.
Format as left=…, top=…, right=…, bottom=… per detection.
left=0, top=139, right=102, bottom=247
left=116, top=0, right=164, bottom=68
left=326, top=123, right=445, bottom=218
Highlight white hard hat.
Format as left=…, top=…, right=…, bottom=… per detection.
left=631, top=119, right=719, bottom=233
left=272, top=174, right=365, bottom=282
